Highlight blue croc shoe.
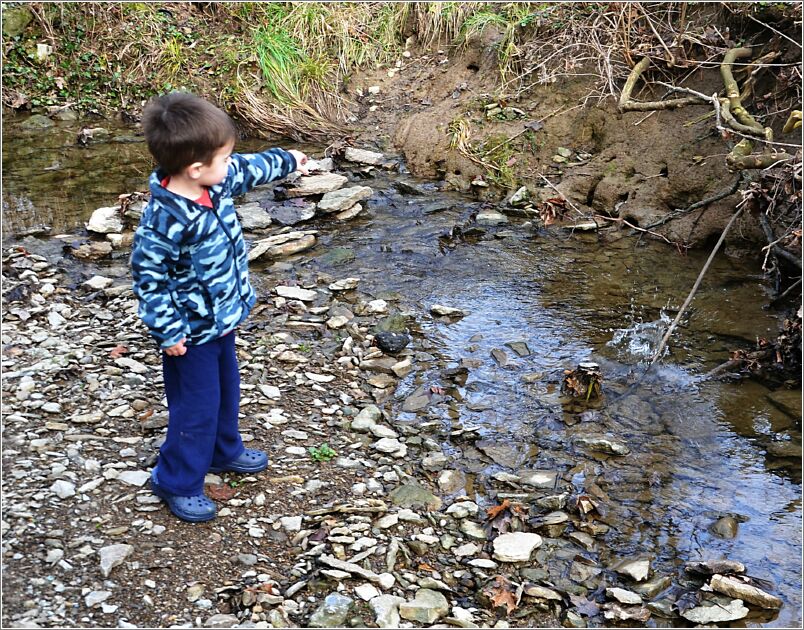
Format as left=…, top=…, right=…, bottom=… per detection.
left=209, top=448, right=268, bottom=474
left=151, top=468, right=216, bottom=523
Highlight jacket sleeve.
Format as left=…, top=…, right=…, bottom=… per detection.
left=130, top=222, right=190, bottom=349
left=227, top=149, right=297, bottom=197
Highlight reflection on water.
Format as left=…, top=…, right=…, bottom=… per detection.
left=2, top=116, right=801, bottom=627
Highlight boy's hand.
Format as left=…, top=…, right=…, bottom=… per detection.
left=164, top=339, right=187, bottom=356
left=288, top=149, right=309, bottom=175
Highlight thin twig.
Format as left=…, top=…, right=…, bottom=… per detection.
left=538, top=174, right=585, bottom=218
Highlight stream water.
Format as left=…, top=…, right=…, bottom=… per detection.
left=2, top=117, right=801, bottom=626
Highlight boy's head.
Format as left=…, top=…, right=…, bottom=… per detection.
left=142, top=92, right=237, bottom=176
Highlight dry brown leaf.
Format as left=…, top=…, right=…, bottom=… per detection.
left=109, top=344, right=128, bottom=358
left=486, top=499, right=511, bottom=521
left=487, top=575, right=519, bottom=614
left=205, top=483, right=236, bottom=501
left=138, top=409, right=154, bottom=422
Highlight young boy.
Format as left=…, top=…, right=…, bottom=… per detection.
left=131, top=92, right=308, bottom=522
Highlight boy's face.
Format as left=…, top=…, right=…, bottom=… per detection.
left=196, top=141, right=234, bottom=187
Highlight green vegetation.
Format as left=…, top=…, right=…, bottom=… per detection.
left=309, top=443, right=337, bottom=462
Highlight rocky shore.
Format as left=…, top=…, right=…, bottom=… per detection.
left=1, top=152, right=790, bottom=629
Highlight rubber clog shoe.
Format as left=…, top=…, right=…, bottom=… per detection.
left=151, top=469, right=216, bottom=523
left=208, top=448, right=268, bottom=474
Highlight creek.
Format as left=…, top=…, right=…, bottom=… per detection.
left=2, top=116, right=801, bottom=626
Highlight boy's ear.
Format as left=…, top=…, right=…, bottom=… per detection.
left=186, top=161, right=205, bottom=180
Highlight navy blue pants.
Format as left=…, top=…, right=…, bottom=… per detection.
left=156, top=332, right=244, bottom=496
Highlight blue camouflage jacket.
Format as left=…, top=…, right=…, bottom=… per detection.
left=131, top=149, right=296, bottom=348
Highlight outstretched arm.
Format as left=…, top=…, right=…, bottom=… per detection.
left=227, top=148, right=302, bottom=197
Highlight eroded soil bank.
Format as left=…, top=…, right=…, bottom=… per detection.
left=1, top=115, right=801, bottom=628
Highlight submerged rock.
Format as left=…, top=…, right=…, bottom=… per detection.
left=680, top=596, right=749, bottom=623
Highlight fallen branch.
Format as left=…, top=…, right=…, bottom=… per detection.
left=642, top=175, right=743, bottom=231
left=619, top=57, right=703, bottom=111
left=650, top=205, right=746, bottom=366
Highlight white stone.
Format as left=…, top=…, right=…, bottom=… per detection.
left=344, top=147, right=385, bottom=165
left=354, top=583, right=380, bottom=601
left=280, top=516, right=303, bottom=532
left=606, top=587, right=642, bottom=605
left=85, top=591, right=112, bottom=607
left=430, top=304, right=467, bottom=317
left=50, top=480, right=76, bottom=499
left=275, top=286, right=318, bottom=302
left=86, top=206, right=124, bottom=234
left=285, top=173, right=347, bottom=198
left=476, top=209, right=509, bottom=226
left=115, top=357, right=149, bottom=374
left=258, top=384, right=281, bottom=399
left=492, top=532, right=543, bottom=562
left=98, top=544, right=134, bottom=577
left=336, top=204, right=364, bottom=221
left=371, top=594, right=405, bottom=628
left=305, top=372, right=335, bottom=383
left=84, top=275, right=114, bottom=290
left=366, top=299, right=388, bottom=314
left=681, top=599, right=749, bottom=623
left=453, top=542, right=480, bottom=558
left=116, top=470, right=151, bottom=487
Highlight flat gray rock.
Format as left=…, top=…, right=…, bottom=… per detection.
left=237, top=203, right=272, bottom=230
left=344, top=147, right=386, bottom=165
left=318, top=186, right=373, bottom=213
left=285, top=173, right=347, bottom=197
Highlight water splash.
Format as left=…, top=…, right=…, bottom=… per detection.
left=607, top=310, right=672, bottom=360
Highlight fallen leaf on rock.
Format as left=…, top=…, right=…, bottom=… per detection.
left=109, top=345, right=128, bottom=358
left=430, top=385, right=445, bottom=395
left=138, top=409, right=154, bottom=422
left=418, top=562, right=437, bottom=572
left=205, top=483, right=236, bottom=501
left=486, top=575, right=519, bottom=615
left=673, top=589, right=701, bottom=614
left=487, top=499, right=512, bottom=521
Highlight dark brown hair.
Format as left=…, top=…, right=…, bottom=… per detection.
left=141, top=92, right=237, bottom=175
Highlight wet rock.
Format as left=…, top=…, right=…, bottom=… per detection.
left=508, top=186, right=530, bottom=207
left=430, top=304, right=467, bottom=318
left=476, top=440, right=529, bottom=468
left=318, top=186, right=373, bottom=213
left=248, top=232, right=317, bottom=261
left=237, top=203, right=272, bottom=230
left=98, top=544, right=134, bottom=577
left=389, top=483, right=442, bottom=511
left=84, top=275, right=114, bottom=290
left=680, top=595, right=749, bottom=623
left=374, top=314, right=410, bottom=333
left=344, top=148, right=386, bottom=166
left=612, top=558, right=650, bottom=582
left=490, top=348, right=508, bottom=365
left=336, top=203, right=364, bottom=220
left=320, top=246, right=356, bottom=266
left=519, top=470, right=556, bottom=488
left=20, top=114, right=54, bottom=130
left=459, top=521, right=487, bottom=540
left=71, top=241, right=113, bottom=260
left=766, top=389, right=802, bottom=419
left=710, top=574, right=783, bottom=609
left=285, top=173, right=347, bottom=197
left=575, top=436, right=630, bottom=456
left=266, top=200, right=317, bottom=226
left=492, top=532, right=542, bottom=562
left=86, top=206, right=124, bottom=234
left=371, top=594, right=405, bottom=628
left=329, top=277, right=360, bottom=291
left=631, top=575, right=672, bottom=599
left=399, top=588, right=449, bottom=624
left=438, top=469, right=466, bottom=494
left=505, top=341, right=531, bottom=357
left=374, top=332, right=410, bottom=354
left=308, top=593, right=353, bottom=628
left=711, top=515, right=739, bottom=539
left=684, top=559, right=745, bottom=576
left=476, top=209, right=509, bottom=226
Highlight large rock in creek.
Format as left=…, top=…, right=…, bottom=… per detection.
left=318, top=186, right=373, bottom=213
left=680, top=595, right=749, bottom=623
left=236, top=203, right=272, bottom=230
left=709, top=574, right=783, bottom=609
left=248, top=232, right=317, bottom=261
left=265, top=200, right=317, bottom=226
left=344, top=147, right=386, bottom=166
left=86, top=206, right=124, bottom=234
left=285, top=173, right=347, bottom=197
